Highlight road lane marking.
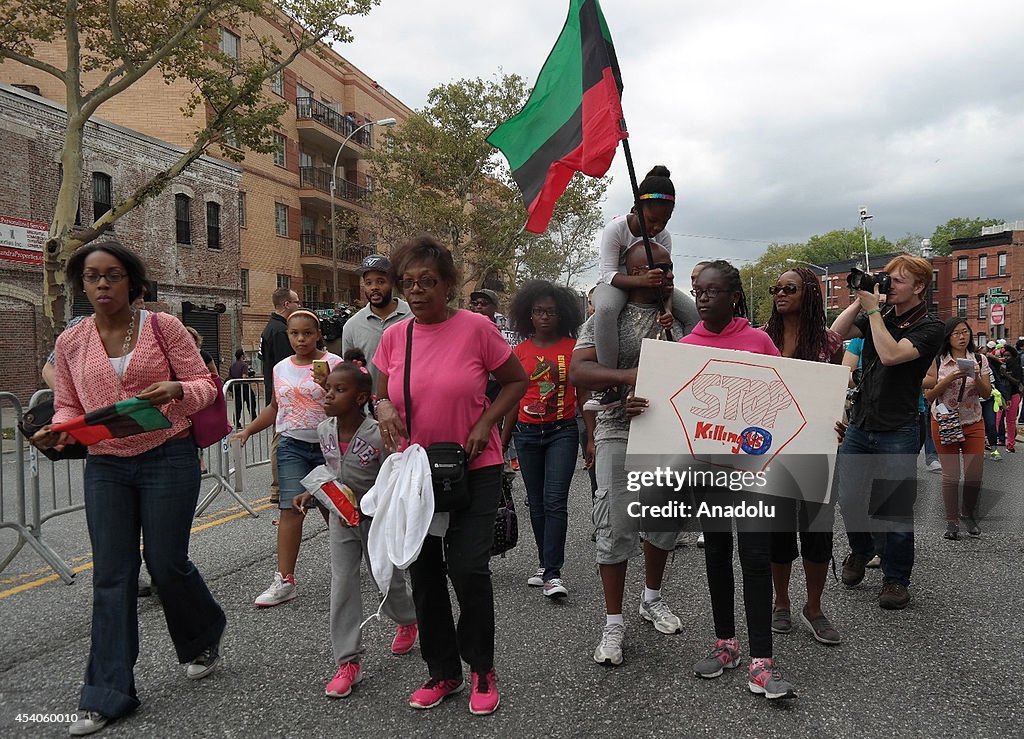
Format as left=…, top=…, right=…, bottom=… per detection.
left=0, top=499, right=275, bottom=600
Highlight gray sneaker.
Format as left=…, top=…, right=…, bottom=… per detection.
left=639, top=597, right=682, bottom=634
left=799, top=607, right=841, bottom=645
left=593, top=623, right=625, bottom=666
left=748, top=658, right=797, bottom=699
left=693, top=638, right=741, bottom=678
left=69, top=712, right=109, bottom=736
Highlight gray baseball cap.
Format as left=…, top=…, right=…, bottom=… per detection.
left=470, top=288, right=499, bottom=305
left=358, top=254, right=391, bottom=276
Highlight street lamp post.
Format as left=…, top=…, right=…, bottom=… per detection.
left=786, top=258, right=829, bottom=309
left=330, top=117, right=397, bottom=308
left=858, top=206, right=873, bottom=268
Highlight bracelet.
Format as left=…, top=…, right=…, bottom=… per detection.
left=864, top=308, right=881, bottom=316
left=372, top=397, right=392, bottom=409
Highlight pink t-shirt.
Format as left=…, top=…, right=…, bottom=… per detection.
left=274, top=352, right=342, bottom=441
left=374, top=310, right=513, bottom=470
left=679, top=317, right=781, bottom=357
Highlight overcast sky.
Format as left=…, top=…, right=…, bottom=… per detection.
left=341, top=0, right=1024, bottom=276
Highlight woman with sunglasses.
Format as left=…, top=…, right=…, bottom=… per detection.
left=373, top=235, right=527, bottom=716
left=499, top=280, right=584, bottom=598
left=922, top=318, right=992, bottom=539
left=762, top=268, right=844, bottom=646
left=676, top=260, right=796, bottom=699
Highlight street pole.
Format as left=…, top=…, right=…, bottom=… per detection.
left=859, top=206, right=873, bottom=268
left=331, top=117, right=397, bottom=308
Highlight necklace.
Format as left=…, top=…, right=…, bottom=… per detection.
left=115, top=309, right=137, bottom=382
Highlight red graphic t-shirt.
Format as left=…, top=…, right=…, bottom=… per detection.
left=513, top=337, right=577, bottom=424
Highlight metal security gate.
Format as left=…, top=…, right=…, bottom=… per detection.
left=182, top=306, right=221, bottom=369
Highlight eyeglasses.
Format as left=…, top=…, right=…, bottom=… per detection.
left=83, top=270, right=127, bottom=284
left=531, top=307, right=558, bottom=318
left=768, top=284, right=800, bottom=296
left=950, top=329, right=971, bottom=337
left=690, top=287, right=725, bottom=300
left=399, top=277, right=439, bottom=291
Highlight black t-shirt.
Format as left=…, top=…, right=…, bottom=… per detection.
left=849, top=303, right=944, bottom=431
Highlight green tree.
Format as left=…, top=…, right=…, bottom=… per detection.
left=0, top=0, right=378, bottom=329
left=366, top=74, right=608, bottom=293
left=930, top=217, right=1005, bottom=255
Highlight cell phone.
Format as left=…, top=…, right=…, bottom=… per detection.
left=312, top=359, right=329, bottom=375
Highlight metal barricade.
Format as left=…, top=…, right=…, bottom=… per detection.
left=1, top=391, right=76, bottom=583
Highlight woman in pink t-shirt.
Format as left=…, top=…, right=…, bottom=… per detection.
left=373, top=235, right=527, bottom=716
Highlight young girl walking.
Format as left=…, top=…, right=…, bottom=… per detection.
left=237, top=309, right=340, bottom=607
left=294, top=363, right=418, bottom=698
left=587, top=165, right=698, bottom=409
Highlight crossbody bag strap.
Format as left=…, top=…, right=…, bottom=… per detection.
left=149, top=312, right=175, bottom=380
left=403, top=318, right=415, bottom=437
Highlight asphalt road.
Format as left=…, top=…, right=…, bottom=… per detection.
left=0, top=452, right=1020, bottom=738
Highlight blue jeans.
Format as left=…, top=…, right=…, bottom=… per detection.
left=837, top=423, right=918, bottom=587
left=276, top=436, right=326, bottom=508
left=81, top=438, right=226, bottom=718
left=513, top=419, right=579, bottom=581
left=981, top=397, right=997, bottom=446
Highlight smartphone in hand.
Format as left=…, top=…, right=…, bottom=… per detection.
left=312, top=359, right=329, bottom=375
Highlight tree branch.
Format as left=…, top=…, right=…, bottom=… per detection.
left=0, top=48, right=65, bottom=82
left=107, top=0, right=136, bottom=75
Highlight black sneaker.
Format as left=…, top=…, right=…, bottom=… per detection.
left=583, top=387, right=622, bottom=412
left=960, top=514, right=981, bottom=537
left=841, top=552, right=871, bottom=587
left=186, top=639, right=222, bottom=680
left=878, top=581, right=911, bottom=610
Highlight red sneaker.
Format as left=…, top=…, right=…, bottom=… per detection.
left=325, top=662, right=361, bottom=698
left=391, top=623, right=418, bottom=655
left=469, top=670, right=500, bottom=715
left=409, top=677, right=464, bottom=709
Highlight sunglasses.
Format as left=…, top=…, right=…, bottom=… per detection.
left=768, top=284, right=800, bottom=296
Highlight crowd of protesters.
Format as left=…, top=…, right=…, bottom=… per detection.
left=32, top=183, right=1006, bottom=733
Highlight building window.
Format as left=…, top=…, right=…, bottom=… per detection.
left=304, top=284, right=318, bottom=306
left=238, top=191, right=246, bottom=229
left=277, top=273, right=291, bottom=290
left=977, top=332, right=987, bottom=346
left=222, top=127, right=239, bottom=149
left=931, top=270, right=939, bottom=292
left=385, top=133, right=396, bottom=154
left=273, top=133, right=286, bottom=168
left=978, top=294, right=988, bottom=320
left=271, top=67, right=284, bottom=96
left=206, top=201, right=221, bottom=249
left=275, top=203, right=288, bottom=236
left=92, top=172, right=112, bottom=224
left=364, top=174, right=374, bottom=193
left=998, top=252, right=1007, bottom=276
left=979, top=254, right=988, bottom=279
left=220, top=28, right=240, bottom=61
left=956, top=296, right=967, bottom=318
left=175, top=193, right=192, bottom=244
left=957, top=257, right=968, bottom=280
left=240, top=269, right=249, bottom=305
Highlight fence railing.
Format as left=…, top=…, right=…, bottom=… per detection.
left=1, top=378, right=275, bottom=583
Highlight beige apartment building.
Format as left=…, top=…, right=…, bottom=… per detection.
left=0, top=10, right=412, bottom=348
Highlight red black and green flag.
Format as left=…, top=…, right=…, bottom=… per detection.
left=51, top=398, right=172, bottom=445
left=488, top=0, right=626, bottom=233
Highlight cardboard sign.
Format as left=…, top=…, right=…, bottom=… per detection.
left=626, top=339, right=849, bottom=502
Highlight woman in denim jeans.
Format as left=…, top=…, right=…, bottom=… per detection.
left=32, top=242, right=224, bottom=737
left=500, top=281, right=584, bottom=598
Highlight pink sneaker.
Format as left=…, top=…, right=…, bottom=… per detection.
left=469, top=670, right=500, bottom=715
left=409, top=677, right=464, bottom=709
left=325, top=662, right=361, bottom=698
left=391, top=623, right=418, bottom=655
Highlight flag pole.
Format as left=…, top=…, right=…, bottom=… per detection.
left=621, top=137, right=673, bottom=341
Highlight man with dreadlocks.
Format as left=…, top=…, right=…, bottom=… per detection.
left=570, top=241, right=688, bottom=667
left=761, top=267, right=844, bottom=646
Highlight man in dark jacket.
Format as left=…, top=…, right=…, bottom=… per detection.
left=260, top=287, right=299, bottom=503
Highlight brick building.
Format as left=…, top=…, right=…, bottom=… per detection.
left=0, top=11, right=412, bottom=350
left=0, top=85, right=242, bottom=403
left=948, top=223, right=1024, bottom=345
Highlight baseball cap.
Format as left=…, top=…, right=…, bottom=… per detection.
left=987, top=340, right=997, bottom=349
left=358, top=254, right=391, bottom=276
left=470, top=289, right=499, bottom=305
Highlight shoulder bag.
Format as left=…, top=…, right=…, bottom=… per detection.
left=403, top=319, right=471, bottom=511
left=491, top=471, right=519, bottom=557
left=151, top=313, right=231, bottom=449
left=933, top=357, right=967, bottom=446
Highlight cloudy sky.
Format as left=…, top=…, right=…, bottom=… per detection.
left=341, top=0, right=1024, bottom=275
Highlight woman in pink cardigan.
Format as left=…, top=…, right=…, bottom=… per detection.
left=31, top=241, right=225, bottom=737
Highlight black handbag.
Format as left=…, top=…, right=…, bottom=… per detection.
left=19, top=397, right=88, bottom=461
left=491, top=472, right=519, bottom=557
left=404, top=320, right=471, bottom=512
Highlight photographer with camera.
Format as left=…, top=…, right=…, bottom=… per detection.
left=830, top=255, right=943, bottom=610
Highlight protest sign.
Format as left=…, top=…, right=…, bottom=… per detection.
left=626, top=339, right=849, bottom=503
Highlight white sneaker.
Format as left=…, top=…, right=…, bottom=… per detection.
left=697, top=532, right=705, bottom=548
left=186, top=639, right=223, bottom=680
left=926, top=460, right=942, bottom=473
left=254, top=572, right=296, bottom=607
left=527, top=567, right=544, bottom=587
left=543, top=578, right=568, bottom=598
left=593, top=623, right=625, bottom=665
left=866, top=555, right=881, bottom=568
left=639, top=596, right=682, bottom=634
left=69, top=712, right=109, bottom=736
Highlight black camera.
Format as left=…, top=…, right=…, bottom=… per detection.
left=847, top=267, right=891, bottom=294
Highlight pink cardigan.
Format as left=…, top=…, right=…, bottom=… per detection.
left=53, top=312, right=217, bottom=456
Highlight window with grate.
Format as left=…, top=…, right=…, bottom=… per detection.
left=220, top=28, right=240, bottom=61
left=175, top=193, right=192, bottom=244
left=206, top=201, right=221, bottom=249
left=273, top=133, right=286, bottom=168
left=275, top=203, right=288, bottom=236
left=957, top=257, right=968, bottom=280
left=240, top=269, right=249, bottom=305
left=92, top=172, right=112, bottom=224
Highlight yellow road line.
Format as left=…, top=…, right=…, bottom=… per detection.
left=0, top=499, right=275, bottom=600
